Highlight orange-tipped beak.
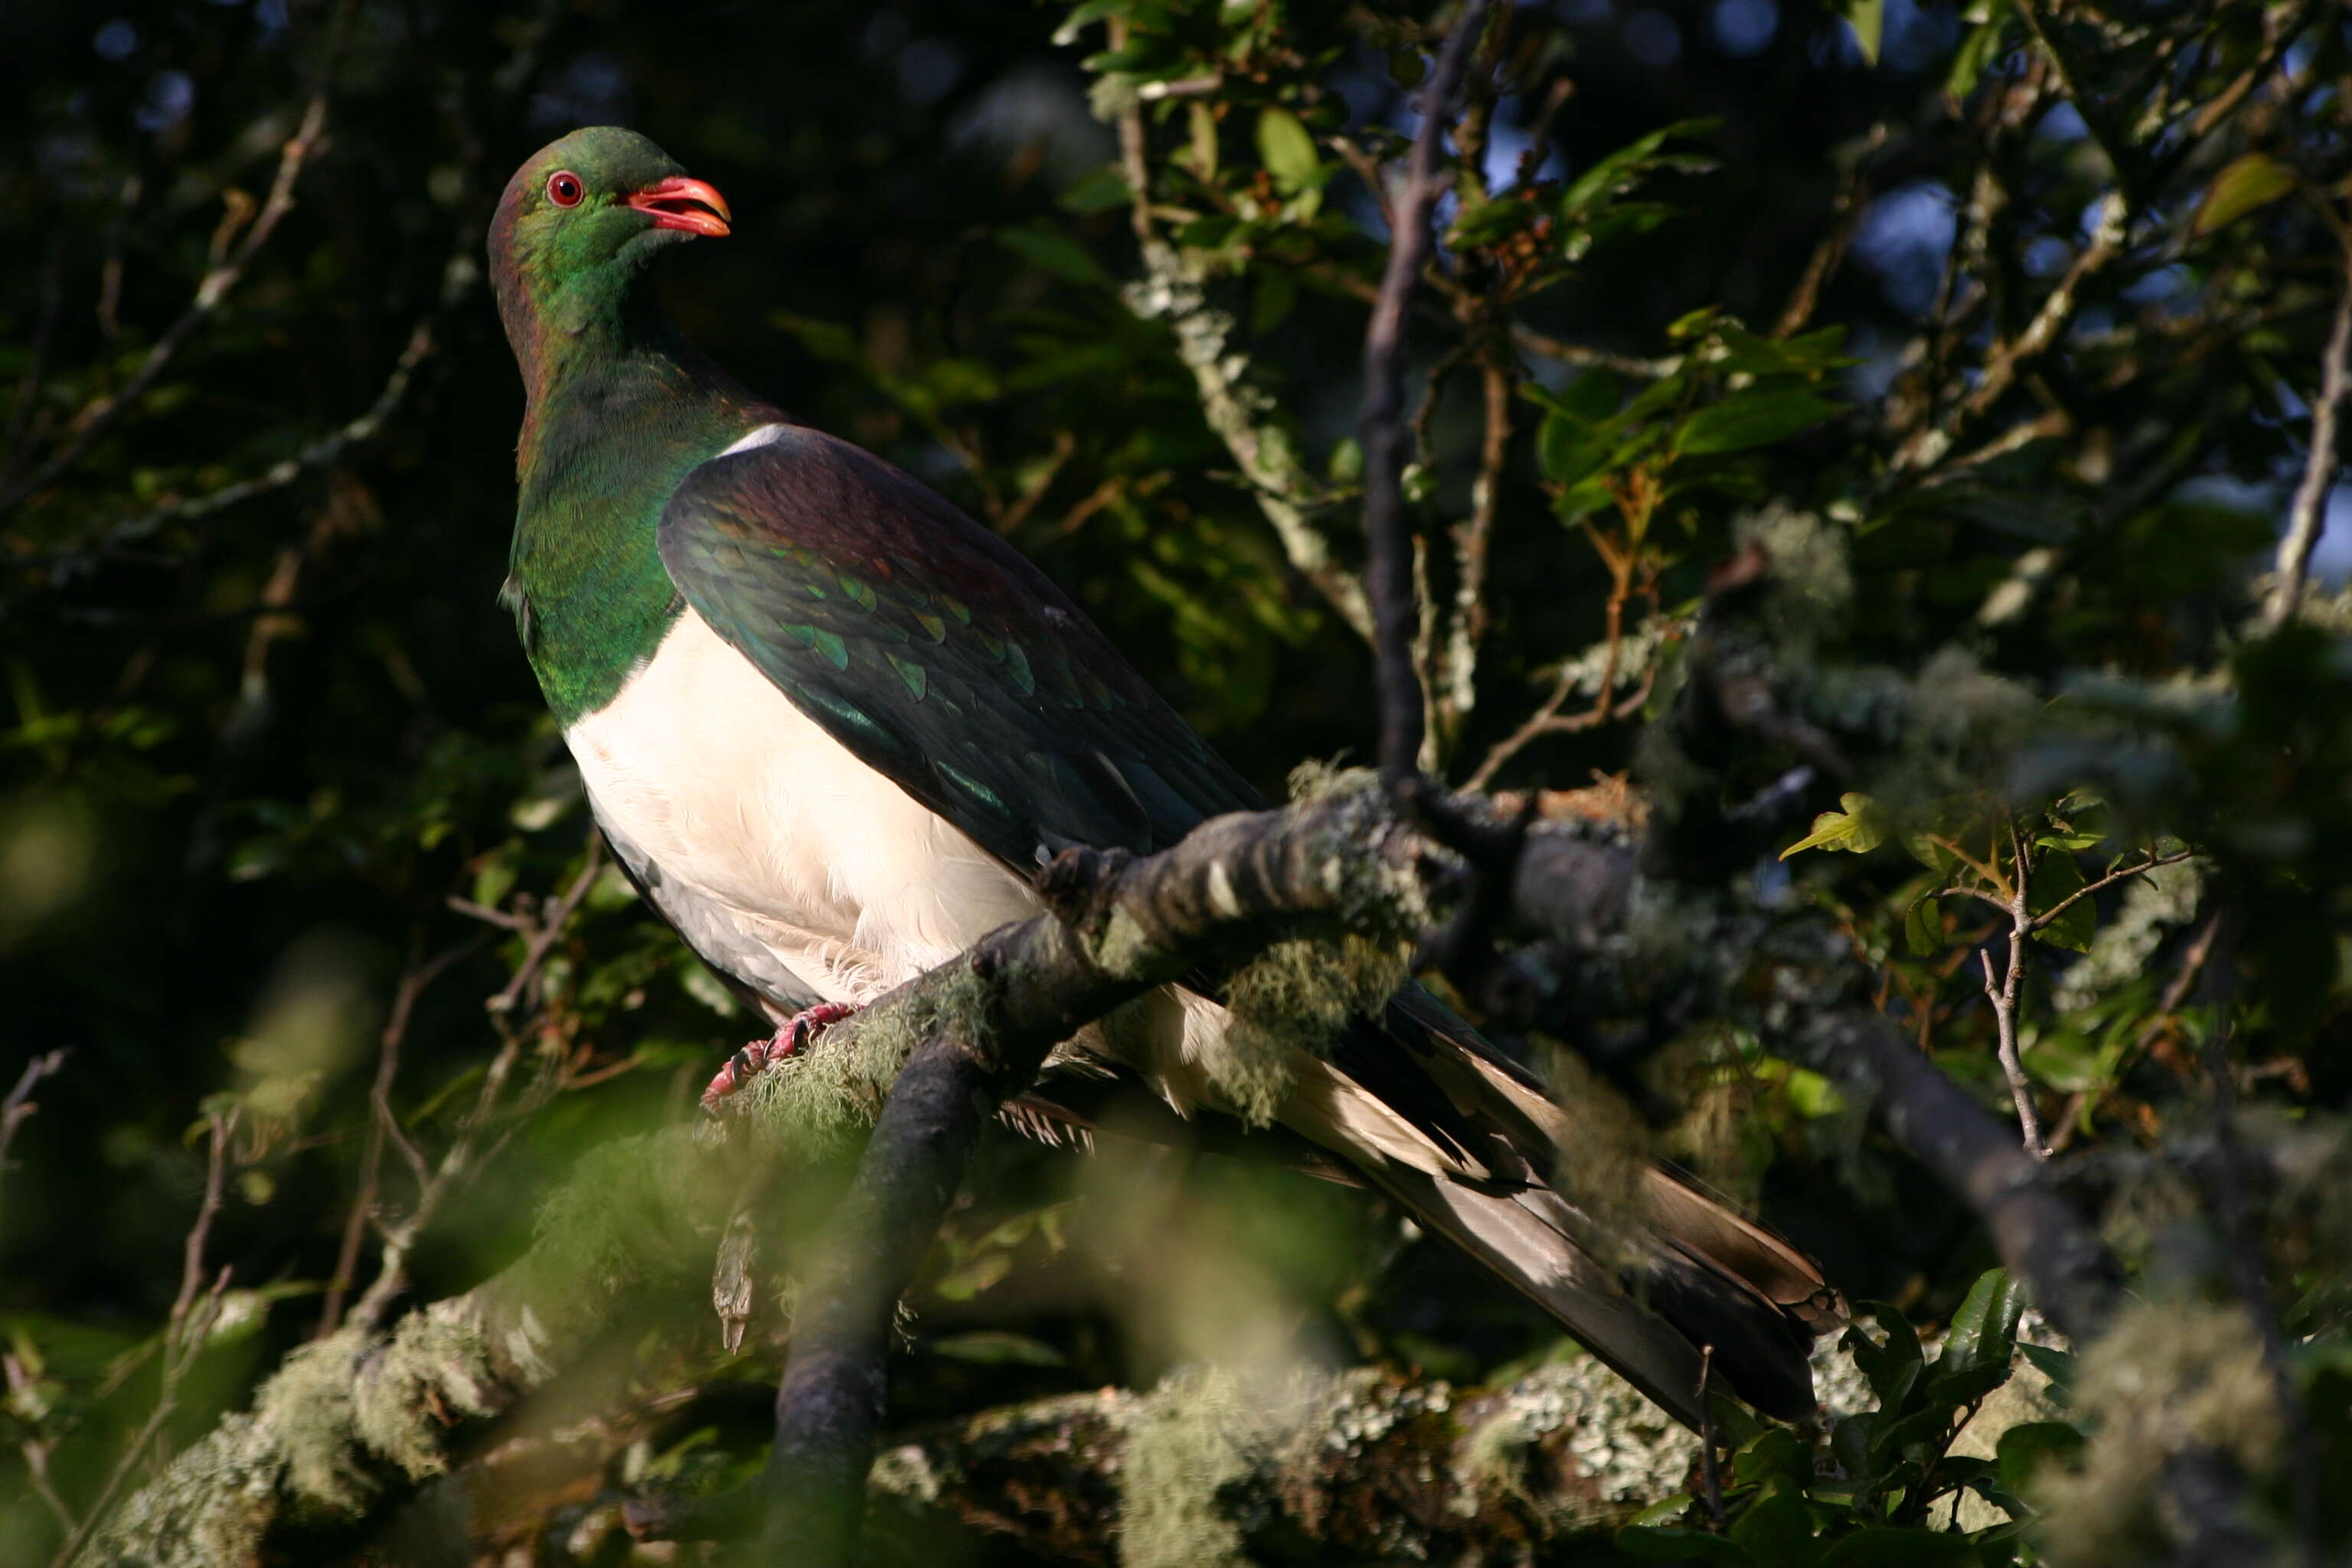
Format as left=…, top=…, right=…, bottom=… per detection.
left=626, top=175, right=732, bottom=238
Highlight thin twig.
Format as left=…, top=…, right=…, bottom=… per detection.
left=0, top=239, right=67, bottom=487
left=2047, top=907, right=2219, bottom=1154
left=1435, top=349, right=1513, bottom=760
left=50, top=1109, right=239, bottom=1568
left=488, top=838, right=603, bottom=1015
left=2265, top=216, right=2352, bottom=629
left=1465, top=584, right=1663, bottom=791
left=1362, top=0, right=1492, bottom=789
left=1772, top=125, right=1884, bottom=340
left=2027, top=848, right=2196, bottom=933
left=317, top=936, right=482, bottom=1338
left=1696, top=1344, right=1726, bottom=1530
left=1979, top=817, right=2047, bottom=1159
left=1508, top=325, right=1681, bottom=379
left=0, top=1050, right=68, bottom=1208
left=0, top=98, right=331, bottom=521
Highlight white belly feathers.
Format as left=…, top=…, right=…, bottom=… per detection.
left=564, top=606, right=1043, bottom=1003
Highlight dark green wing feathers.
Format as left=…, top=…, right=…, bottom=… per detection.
left=657, top=424, right=1264, bottom=871
left=655, top=423, right=1829, bottom=1425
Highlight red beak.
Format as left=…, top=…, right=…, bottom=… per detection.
left=626, top=175, right=732, bottom=238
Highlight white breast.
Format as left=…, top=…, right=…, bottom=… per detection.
left=564, top=606, right=1044, bottom=1003
left=564, top=603, right=1412, bottom=1158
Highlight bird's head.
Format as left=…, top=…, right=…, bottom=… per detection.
left=489, top=126, right=731, bottom=381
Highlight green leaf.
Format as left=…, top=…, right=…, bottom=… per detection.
left=1904, top=896, right=1944, bottom=957
left=1730, top=1476, right=1816, bottom=1568
left=2195, top=152, right=2297, bottom=237
left=2028, top=851, right=2092, bottom=952
left=1939, top=1267, right=2025, bottom=1377
left=1677, top=387, right=1840, bottom=456
left=1618, top=1524, right=1754, bottom=1563
left=1327, top=436, right=1364, bottom=485
left=1733, top=1428, right=1811, bottom=1490
left=1051, top=0, right=1132, bottom=47
left=1845, top=1303, right=1923, bottom=1410
left=1821, top=1527, right=1978, bottom=1566
left=997, top=226, right=1112, bottom=288
left=1561, top=368, right=1623, bottom=423
left=1256, top=106, right=1320, bottom=193
left=1946, top=1, right=2010, bottom=98
left=1561, top=119, right=1720, bottom=217
left=2017, top=1342, right=2076, bottom=1396
left=1057, top=163, right=1133, bottom=213
left=1781, top=793, right=1888, bottom=861
left=1841, top=0, right=1884, bottom=64
left=1995, top=1420, right=2086, bottom=1491
left=926, top=1330, right=1067, bottom=1366
left=1628, top=1494, right=1700, bottom=1527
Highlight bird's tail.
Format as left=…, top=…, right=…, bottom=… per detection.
left=1281, top=992, right=1843, bottom=1429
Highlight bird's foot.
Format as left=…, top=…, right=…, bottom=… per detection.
left=701, top=1002, right=855, bottom=1113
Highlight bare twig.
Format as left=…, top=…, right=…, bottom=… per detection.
left=1363, top=0, right=1492, bottom=788
left=0, top=238, right=67, bottom=487
left=1465, top=577, right=1661, bottom=791
left=2047, top=908, right=2218, bottom=1154
left=1892, top=189, right=2125, bottom=478
left=2265, top=219, right=2352, bottom=629
left=51, top=1108, right=240, bottom=1568
left=13, top=313, right=442, bottom=584
left=488, top=838, right=603, bottom=1016
left=1434, top=349, right=1513, bottom=761
left=0, top=98, right=331, bottom=521
left=341, top=848, right=601, bottom=1338
left=0, top=1050, right=68, bottom=1207
left=2026, top=848, right=2195, bottom=934
left=1508, top=325, right=1681, bottom=380
left=316, top=936, right=482, bottom=1339
left=1979, top=818, right=2047, bottom=1160
left=1696, top=1344, right=1726, bottom=1530
left=1772, top=126, right=1884, bottom=340
left=1116, top=80, right=1374, bottom=640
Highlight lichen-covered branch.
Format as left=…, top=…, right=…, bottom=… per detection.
left=866, top=1360, right=1708, bottom=1566
left=85, top=1123, right=732, bottom=1566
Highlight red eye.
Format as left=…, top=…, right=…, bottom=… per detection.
left=546, top=171, right=583, bottom=207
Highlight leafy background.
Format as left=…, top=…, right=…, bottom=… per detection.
left=3, top=0, right=2349, bottom=1562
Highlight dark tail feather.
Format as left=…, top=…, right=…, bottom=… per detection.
left=1312, top=991, right=1844, bottom=1427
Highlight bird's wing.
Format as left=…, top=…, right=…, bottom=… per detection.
left=657, top=423, right=1262, bottom=871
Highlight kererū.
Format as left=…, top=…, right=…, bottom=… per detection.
left=489, top=126, right=1841, bottom=1429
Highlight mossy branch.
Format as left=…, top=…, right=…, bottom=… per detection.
left=88, top=772, right=2129, bottom=1562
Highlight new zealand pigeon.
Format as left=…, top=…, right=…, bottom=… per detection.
left=489, top=126, right=1840, bottom=1429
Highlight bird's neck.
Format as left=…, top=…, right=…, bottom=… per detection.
left=506, top=296, right=766, bottom=727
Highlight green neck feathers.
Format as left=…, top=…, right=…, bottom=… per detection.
left=491, top=136, right=766, bottom=725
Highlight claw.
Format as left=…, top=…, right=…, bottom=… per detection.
left=701, top=1002, right=857, bottom=1113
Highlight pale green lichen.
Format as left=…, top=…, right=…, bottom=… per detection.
left=2051, top=855, right=2204, bottom=1012
left=1119, top=1368, right=1287, bottom=1568
left=1740, top=503, right=1854, bottom=655
left=1213, top=933, right=1408, bottom=1125
left=2030, top=1298, right=2284, bottom=1566
left=736, top=959, right=1001, bottom=1155
left=1537, top=1047, right=1655, bottom=1256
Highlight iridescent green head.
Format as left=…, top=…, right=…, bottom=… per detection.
left=488, top=126, right=731, bottom=387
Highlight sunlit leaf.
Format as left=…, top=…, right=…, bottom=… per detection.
left=1780, top=792, right=1888, bottom=860
left=1843, top=0, right=1884, bottom=64
left=2194, top=152, right=2296, bottom=237
left=1677, top=387, right=1840, bottom=456
left=1256, top=106, right=1320, bottom=193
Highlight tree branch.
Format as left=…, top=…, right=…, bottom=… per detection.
left=1362, top=0, right=1491, bottom=789
left=2265, top=217, right=2352, bottom=629
left=0, top=98, right=331, bottom=523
